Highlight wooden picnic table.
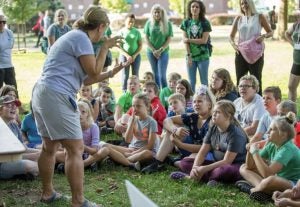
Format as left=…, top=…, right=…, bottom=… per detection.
left=0, top=117, right=26, bottom=162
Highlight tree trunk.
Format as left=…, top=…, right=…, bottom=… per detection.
left=17, top=24, right=20, bottom=50
left=278, top=0, right=288, bottom=40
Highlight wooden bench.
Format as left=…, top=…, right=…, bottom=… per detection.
left=0, top=117, right=26, bottom=162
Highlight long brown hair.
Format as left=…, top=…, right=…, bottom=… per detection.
left=186, top=0, right=206, bottom=21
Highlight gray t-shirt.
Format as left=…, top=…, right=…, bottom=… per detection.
left=0, top=28, right=14, bottom=68
left=128, top=116, right=159, bottom=152
left=8, top=121, right=23, bottom=143
left=204, top=124, right=247, bottom=164
left=39, top=29, right=94, bottom=97
left=47, top=23, right=71, bottom=41
left=256, top=112, right=277, bottom=140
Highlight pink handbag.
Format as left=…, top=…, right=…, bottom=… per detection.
left=238, top=36, right=265, bottom=64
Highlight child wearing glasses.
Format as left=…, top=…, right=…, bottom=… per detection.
left=234, top=75, right=266, bottom=136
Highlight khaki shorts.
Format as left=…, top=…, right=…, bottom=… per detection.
left=32, top=83, right=82, bottom=140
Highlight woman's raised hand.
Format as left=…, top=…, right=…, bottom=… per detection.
left=104, top=35, right=124, bottom=48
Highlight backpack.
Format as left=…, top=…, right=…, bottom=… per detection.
left=184, top=18, right=213, bottom=56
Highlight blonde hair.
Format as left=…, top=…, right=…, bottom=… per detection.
left=239, top=74, right=259, bottom=92
left=168, top=72, right=181, bottom=81
left=194, top=85, right=216, bottom=112
left=77, top=99, right=94, bottom=127
left=150, top=4, right=169, bottom=35
left=72, top=6, right=109, bottom=31
left=128, top=75, right=140, bottom=83
left=54, top=9, right=68, bottom=25
left=239, top=0, right=257, bottom=15
left=168, top=93, right=186, bottom=106
left=273, top=112, right=297, bottom=140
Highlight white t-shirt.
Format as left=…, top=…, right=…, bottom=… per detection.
left=234, top=93, right=266, bottom=128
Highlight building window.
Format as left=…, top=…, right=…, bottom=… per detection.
left=78, top=5, right=84, bottom=10
left=68, top=4, right=72, bottom=10
left=134, top=4, right=139, bottom=9
left=71, top=13, right=76, bottom=20
left=143, top=2, right=147, bottom=8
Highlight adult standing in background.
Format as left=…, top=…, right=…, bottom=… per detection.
left=47, top=9, right=71, bottom=48
left=32, top=11, right=45, bottom=48
left=144, top=4, right=173, bottom=89
left=229, top=0, right=273, bottom=95
left=32, top=5, right=128, bottom=206
left=119, top=14, right=142, bottom=92
left=269, top=5, right=277, bottom=39
left=0, top=15, right=17, bottom=90
left=286, top=10, right=300, bottom=102
left=180, top=0, right=212, bottom=91
left=42, top=10, right=52, bottom=37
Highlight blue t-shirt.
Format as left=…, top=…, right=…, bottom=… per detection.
left=21, top=113, right=42, bottom=145
left=39, top=29, right=94, bottom=97
left=8, top=122, right=23, bottom=143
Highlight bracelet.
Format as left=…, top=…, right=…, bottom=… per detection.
left=250, top=148, right=259, bottom=155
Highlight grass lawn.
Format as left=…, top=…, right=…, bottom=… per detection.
left=1, top=25, right=299, bottom=206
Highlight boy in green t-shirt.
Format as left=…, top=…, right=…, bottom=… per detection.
left=159, top=72, right=181, bottom=111
left=114, top=75, right=140, bottom=134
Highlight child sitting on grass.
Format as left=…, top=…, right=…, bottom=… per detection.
left=114, top=75, right=140, bottom=135
left=273, top=180, right=300, bottom=207
left=79, top=84, right=99, bottom=121
left=102, top=93, right=159, bottom=170
left=237, top=112, right=300, bottom=203
left=96, top=86, right=115, bottom=134
left=56, top=100, right=101, bottom=172
left=0, top=95, right=39, bottom=180
left=176, top=79, right=194, bottom=109
left=159, top=72, right=181, bottom=111
left=21, top=101, right=42, bottom=149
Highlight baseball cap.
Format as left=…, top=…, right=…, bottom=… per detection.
left=0, top=95, right=21, bottom=107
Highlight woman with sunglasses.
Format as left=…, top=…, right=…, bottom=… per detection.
left=0, top=15, right=17, bottom=90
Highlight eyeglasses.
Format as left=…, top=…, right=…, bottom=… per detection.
left=0, top=21, right=6, bottom=24
left=238, top=84, right=253, bottom=89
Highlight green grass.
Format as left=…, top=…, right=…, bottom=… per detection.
left=1, top=26, right=300, bottom=206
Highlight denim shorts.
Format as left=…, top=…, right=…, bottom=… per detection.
left=32, top=83, right=82, bottom=140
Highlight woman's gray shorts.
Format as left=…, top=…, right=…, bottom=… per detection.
left=32, top=83, right=82, bottom=140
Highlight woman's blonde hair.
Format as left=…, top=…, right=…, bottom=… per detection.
left=72, top=5, right=109, bottom=31
left=239, top=0, right=257, bottom=15
left=273, top=112, right=297, bottom=140
left=210, top=68, right=237, bottom=101
left=54, top=9, right=68, bottom=25
left=77, top=99, right=94, bottom=127
left=150, top=4, right=169, bottom=35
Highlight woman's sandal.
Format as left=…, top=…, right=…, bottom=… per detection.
left=40, top=191, right=69, bottom=203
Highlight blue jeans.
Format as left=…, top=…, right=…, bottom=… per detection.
left=186, top=59, right=210, bottom=92
left=120, top=54, right=141, bottom=91
left=146, top=50, right=169, bottom=88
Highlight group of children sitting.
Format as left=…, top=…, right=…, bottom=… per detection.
left=1, top=68, right=300, bottom=206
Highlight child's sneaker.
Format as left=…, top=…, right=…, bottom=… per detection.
left=235, top=180, right=253, bottom=195
left=207, top=180, right=220, bottom=187
left=56, top=163, right=65, bottom=174
left=250, top=191, right=272, bottom=203
left=170, top=171, right=187, bottom=180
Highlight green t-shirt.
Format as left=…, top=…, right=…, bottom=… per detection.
left=259, top=140, right=300, bottom=182
left=159, top=87, right=173, bottom=109
left=144, top=20, right=173, bottom=53
left=291, top=24, right=300, bottom=65
left=92, top=27, right=112, bottom=54
left=117, top=91, right=134, bottom=113
left=180, top=18, right=212, bottom=61
left=119, top=27, right=142, bottom=56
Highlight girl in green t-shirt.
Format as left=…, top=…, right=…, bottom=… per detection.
left=236, top=112, right=300, bottom=203
left=144, top=4, right=173, bottom=89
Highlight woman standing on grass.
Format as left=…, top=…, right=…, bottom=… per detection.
left=32, top=5, right=128, bottom=207
left=229, top=0, right=273, bottom=95
left=180, top=0, right=212, bottom=91
left=286, top=10, right=300, bottom=102
left=47, top=9, right=71, bottom=48
left=144, top=4, right=173, bottom=89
